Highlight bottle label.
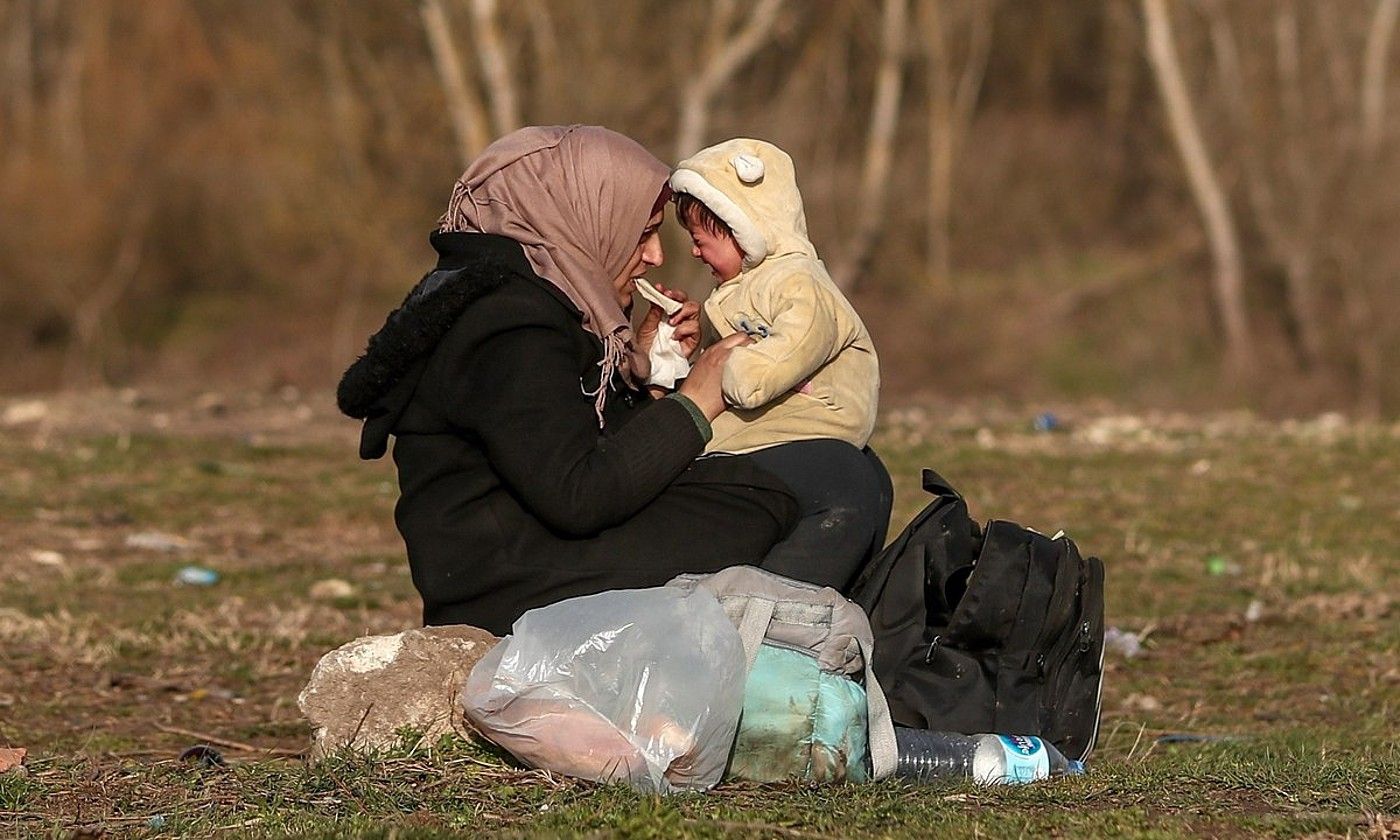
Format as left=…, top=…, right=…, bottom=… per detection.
left=997, top=735, right=1049, bottom=782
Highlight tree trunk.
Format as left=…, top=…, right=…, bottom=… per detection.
left=63, top=199, right=150, bottom=387
left=3, top=0, right=37, bottom=166
left=1142, top=0, right=1256, bottom=376
left=420, top=0, right=490, bottom=167
left=319, top=24, right=366, bottom=183
left=1362, top=0, right=1400, bottom=160
left=1103, top=0, right=1139, bottom=167
left=522, top=0, right=561, bottom=117
left=470, top=0, right=520, bottom=137
left=1269, top=4, right=1331, bottom=370
left=675, top=0, right=783, bottom=158
left=1206, top=1, right=1334, bottom=372
left=51, top=0, right=99, bottom=169
left=833, top=0, right=909, bottom=291
left=923, top=0, right=993, bottom=288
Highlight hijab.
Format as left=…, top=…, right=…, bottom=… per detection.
left=437, top=126, right=669, bottom=422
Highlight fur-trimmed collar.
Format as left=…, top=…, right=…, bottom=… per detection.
left=336, top=233, right=529, bottom=421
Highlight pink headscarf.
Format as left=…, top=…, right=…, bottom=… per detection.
left=437, top=126, right=669, bottom=421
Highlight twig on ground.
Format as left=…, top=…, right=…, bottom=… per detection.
left=152, top=722, right=302, bottom=756
left=1125, top=721, right=1148, bottom=761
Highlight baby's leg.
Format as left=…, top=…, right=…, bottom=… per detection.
left=745, top=439, right=893, bottom=591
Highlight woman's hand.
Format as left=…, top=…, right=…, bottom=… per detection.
left=635, top=283, right=700, bottom=358
left=678, top=332, right=752, bottom=421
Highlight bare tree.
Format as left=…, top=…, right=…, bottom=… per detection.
left=2, top=0, right=37, bottom=166
left=1142, top=0, right=1255, bottom=376
left=922, top=0, right=995, bottom=287
left=1362, top=0, right=1400, bottom=160
left=470, top=0, right=520, bottom=137
left=319, top=13, right=366, bottom=183
left=318, top=15, right=374, bottom=377
left=63, top=200, right=151, bottom=387
left=675, top=0, right=784, bottom=158
left=420, top=0, right=491, bottom=166
left=522, top=0, right=561, bottom=117
left=832, top=0, right=910, bottom=290
left=50, top=0, right=104, bottom=169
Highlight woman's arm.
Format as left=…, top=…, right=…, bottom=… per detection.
left=449, top=321, right=709, bottom=537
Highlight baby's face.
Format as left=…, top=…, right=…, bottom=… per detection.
left=682, top=218, right=744, bottom=284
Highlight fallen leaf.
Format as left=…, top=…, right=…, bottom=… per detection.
left=0, top=747, right=27, bottom=773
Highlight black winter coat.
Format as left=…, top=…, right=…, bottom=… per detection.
left=338, top=233, right=798, bottom=634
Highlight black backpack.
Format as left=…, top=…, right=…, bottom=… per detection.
left=849, top=469, right=1105, bottom=762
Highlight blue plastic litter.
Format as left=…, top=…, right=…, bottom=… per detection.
left=175, top=566, right=219, bottom=586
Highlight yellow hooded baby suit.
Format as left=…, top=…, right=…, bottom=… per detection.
left=670, top=139, right=879, bottom=455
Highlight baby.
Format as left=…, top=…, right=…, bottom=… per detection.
left=669, top=139, right=886, bottom=588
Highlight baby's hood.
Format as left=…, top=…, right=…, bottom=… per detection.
left=670, top=139, right=814, bottom=271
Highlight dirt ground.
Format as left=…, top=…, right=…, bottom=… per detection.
left=1, top=388, right=1397, bottom=838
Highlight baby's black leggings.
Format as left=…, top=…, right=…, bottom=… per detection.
left=743, top=438, right=894, bottom=592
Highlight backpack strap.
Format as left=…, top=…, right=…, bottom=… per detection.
left=736, top=596, right=776, bottom=675
left=859, top=638, right=899, bottom=779
left=921, top=468, right=961, bottom=499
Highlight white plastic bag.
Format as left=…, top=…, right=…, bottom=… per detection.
left=460, top=586, right=746, bottom=793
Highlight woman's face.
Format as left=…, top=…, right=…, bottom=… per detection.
left=612, top=209, right=666, bottom=312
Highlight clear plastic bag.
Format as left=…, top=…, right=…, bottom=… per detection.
left=460, top=586, right=746, bottom=793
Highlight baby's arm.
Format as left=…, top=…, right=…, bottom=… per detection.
left=721, top=272, right=840, bottom=409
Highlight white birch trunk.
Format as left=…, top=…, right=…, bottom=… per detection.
left=675, top=0, right=783, bottom=158
left=420, top=0, right=491, bottom=166
left=1362, top=0, right=1400, bottom=159
left=924, top=0, right=993, bottom=287
left=471, top=0, right=520, bottom=137
left=1142, top=0, right=1256, bottom=375
left=832, top=0, right=909, bottom=290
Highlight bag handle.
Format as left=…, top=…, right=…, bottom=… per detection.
left=736, top=597, right=776, bottom=675
left=859, top=639, right=899, bottom=780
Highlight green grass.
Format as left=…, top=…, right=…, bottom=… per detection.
left=1, top=405, right=1396, bottom=837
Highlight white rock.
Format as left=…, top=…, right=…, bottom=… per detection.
left=28, top=550, right=66, bottom=567
left=1244, top=600, right=1265, bottom=623
left=125, top=531, right=195, bottom=552
left=309, top=578, right=357, bottom=601
left=2, top=401, right=49, bottom=426
left=298, top=625, right=498, bottom=760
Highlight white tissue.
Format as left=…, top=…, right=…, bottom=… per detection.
left=633, top=279, right=692, bottom=389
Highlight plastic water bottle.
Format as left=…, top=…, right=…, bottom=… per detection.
left=893, top=728, right=1085, bottom=784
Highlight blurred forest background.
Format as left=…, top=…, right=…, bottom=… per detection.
left=1, top=0, right=1397, bottom=415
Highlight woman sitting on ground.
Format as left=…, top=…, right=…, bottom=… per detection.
left=337, top=126, right=884, bottom=635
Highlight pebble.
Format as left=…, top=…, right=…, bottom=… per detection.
left=2, top=401, right=48, bottom=426
left=1244, top=599, right=1265, bottom=623
left=28, top=549, right=67, bottom=567
left=310, top=578, right=356, bottom=601
left=126, top=531, right=195, bottom=552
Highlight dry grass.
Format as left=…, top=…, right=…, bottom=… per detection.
left=1, top=389, right=1397, bottom=838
